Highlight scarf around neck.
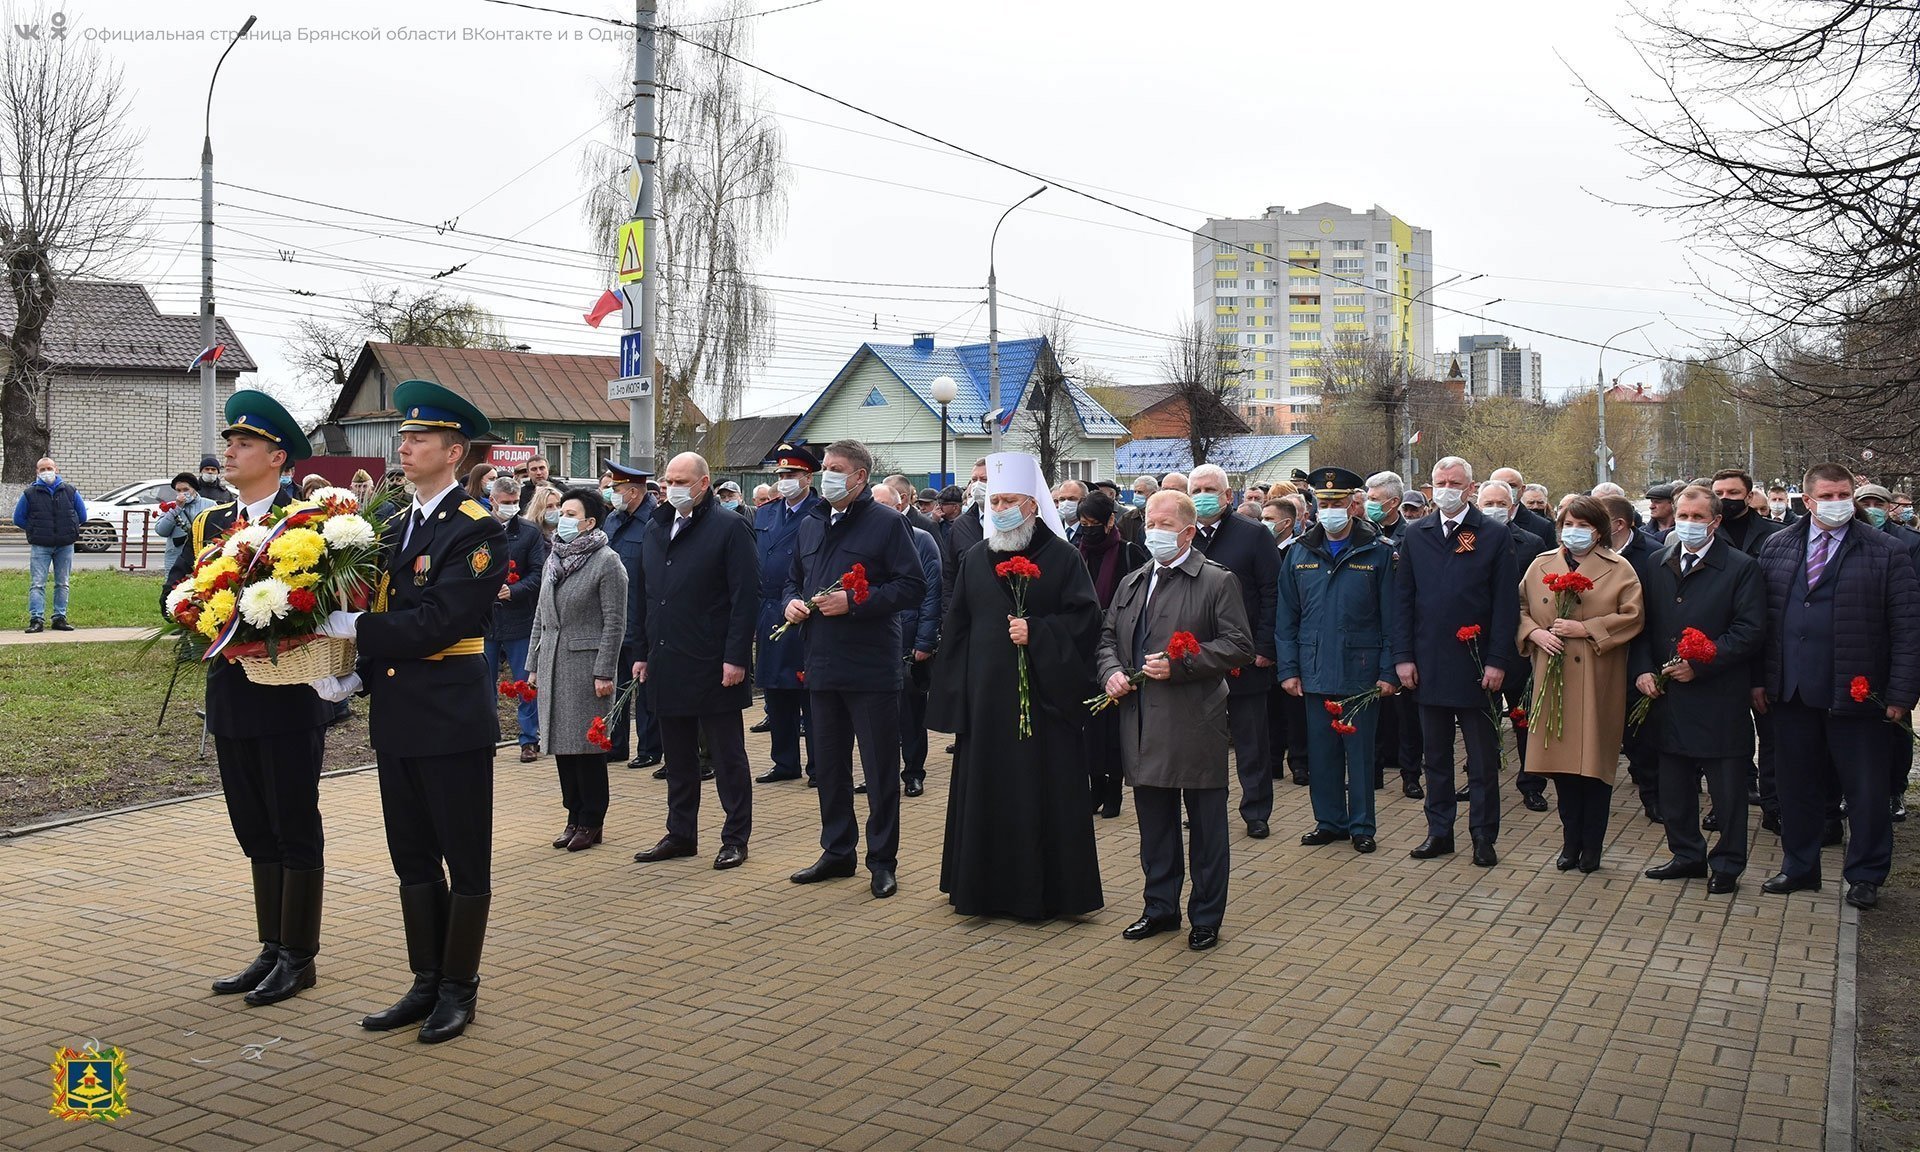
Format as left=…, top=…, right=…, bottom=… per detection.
left=546, top=527, right=609, bottom=587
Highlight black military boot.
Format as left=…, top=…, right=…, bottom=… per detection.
left=246, top=867, right=322, bottom=1006
left=361, top=880, right=449, bottom=1031
left=419, top=891, right=489, bottom=1044
left=212, top=861, right=282, bottom=995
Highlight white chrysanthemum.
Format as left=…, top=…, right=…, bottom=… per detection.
left=165, top=580, right=196, bottom=618
left=238, top=578, right=292, bottom=628
left=321, top=513, right=377, bottom=550
left=223, top=523, right=271, bottom=557
left=310, top=486, right=359, bottom=509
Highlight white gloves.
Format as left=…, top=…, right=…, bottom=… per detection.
left=309, top=673, right=362, bottom=702
left=318, top=610, right=362, bottom=639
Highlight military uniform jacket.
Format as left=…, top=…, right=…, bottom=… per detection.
left=753, top=490, right=824, bottom=690
left=1392, top=505, right=1521, bottom=710
left=165, top=492, right=334, bottom=739
left=356, top=492, right=507, bottom=756
left=1274, top=522, right=1398, bottom=698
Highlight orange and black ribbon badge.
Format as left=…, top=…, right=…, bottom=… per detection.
left=1454, top=530, right=1476, bottom=554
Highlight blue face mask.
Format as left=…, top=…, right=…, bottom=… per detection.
left=991, top=506, right=1027, bottom=533
left=1560, top=526, right=1596, bottom=554
left=556, top=516, right=581, bottom=542
left=1364, top=500, right=1387, bottom=523
left=1144, top=527, right=1182, bottom=564
left=601, top=487, right=618, bottom=507
left=1671, top=520, right=1710, bottom=548
left=1191, top=493, right=1223, bottom=518
left=1318, top=507, right=1351, bottom=534
left=1865, top=507, right=1889, bottom=528
left=721, top=499, right=741, bottom=511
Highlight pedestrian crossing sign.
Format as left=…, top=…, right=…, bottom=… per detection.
left=617, top=220, right=645, bottom=284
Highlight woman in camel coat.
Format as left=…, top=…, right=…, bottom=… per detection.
left=1517, top=494, right=1644, bottom=873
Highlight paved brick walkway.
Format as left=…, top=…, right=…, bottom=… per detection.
left=0, top=734, right=1844, bottom=1151
left=0, top=625, right=156, bottom=647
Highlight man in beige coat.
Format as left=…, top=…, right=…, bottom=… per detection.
left=1097, top=491, right=1254, bottom=951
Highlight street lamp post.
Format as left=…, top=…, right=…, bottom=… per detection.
left=930, top=374, right=958, bottom=485
left=988, top=186, right=1046, bottom=451
left=1595, top=321, right=1653, bottom=487
left=200, top=14, right=257, bottom=458
left=1400, top=272, right=1478, bottom=477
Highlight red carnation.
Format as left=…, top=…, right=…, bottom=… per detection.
left=1852, top=675, right=1873, bottom=703
left=506, top=559, right=521, bottom=585
left=1455, top=624, right=1482, bottom=643
left=586, top=715, right=612, bottom=751
left=1675, top=627, right=1717, bottom=664
left=1509, top=707, right=1529, bottom=731
left=796, top=670, right=806, bottom=685
left=518, top=682, right=537, bottom=702
left=1331, top=720, right=1357, bottom=735
left=499, top=681, right=518, bottom=698
left=287, top=587, right=319, bottom=614
left=1324, top=700, right=1343, bottom=715
left=1230, top=667, right=1241, bottom=678
left=1165, top=631, right=1201, bottom=660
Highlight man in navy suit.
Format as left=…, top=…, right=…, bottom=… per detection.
left=1188, top=464, right=1281, bottom=838
left=1392, top=457, right=1520, bottom=867
left=1755, top=463, right=1919, bottom=910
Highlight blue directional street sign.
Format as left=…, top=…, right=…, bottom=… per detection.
left=620, top=332, right=646, bottom=380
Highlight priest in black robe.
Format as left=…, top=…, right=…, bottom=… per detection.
left=930, top=451, right=1105, bottom=920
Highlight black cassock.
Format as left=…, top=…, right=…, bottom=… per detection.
left=929, top=527, right=1104, bottom=919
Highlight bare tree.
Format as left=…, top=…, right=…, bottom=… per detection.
left=582, top=0, right=789, bottom=452
left=0, top=10, right=146, bottom=480
left=1584, top=3, right=1920, bottom=447
left=1021, top=303, right=1085, bottom=484
left=291, top=284, right=510, bottom=407
left=1161, top=316, right=1242, bottom=467
left=1312, top=338, right=1404, bottom=470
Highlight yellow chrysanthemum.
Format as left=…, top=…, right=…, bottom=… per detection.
left=280, top=569, right=322, bottom=590
left=195, top=613, right=222, bottom=640
left=267, top=527, right=326, bottom=573
left=203, top=589, right=236, bottom=628
left=193, top=557, right=240, bottom=594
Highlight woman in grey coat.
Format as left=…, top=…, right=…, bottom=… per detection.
left=528, top=488, right=628, bottom=852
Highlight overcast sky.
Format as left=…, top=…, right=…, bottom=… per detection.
left=87, top=0, right=1727, bottom=422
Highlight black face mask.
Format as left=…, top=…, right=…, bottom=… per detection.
left=1080, top=523, right=1109, bottom=545
left=1719, top=497, right=1749, bottom=520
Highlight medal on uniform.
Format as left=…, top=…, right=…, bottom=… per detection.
left=414, top=554, right=431, bottom=586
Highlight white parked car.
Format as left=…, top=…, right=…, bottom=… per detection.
left=77, top=478, right=234, bottom=554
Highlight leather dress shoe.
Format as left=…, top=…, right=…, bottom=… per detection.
left=628, top=753, right=661, bottom=770
left=1645, top=859, right=1708, bottom=880
left=944, top=742, right=957, bottom=754
left=564, top=826, right=602, bottom=852
left=1409, top=835, right=1454, bottom=859
left=1121, top=913, right=1179, bottom=941
left=854, top=782, right=868, bottom=795
left=1701, top=810, right=1720, bottom=833
left=755, top=769, right=801, bottom=784
left=632, top=836, right=697, bottom=863
left=1847, top=881, right=1881, bottom=909
left=903, top=778, right=925, bottom=797
left=713, top=845, right=747, bottom=870
left=1748, top=788, right=1763, bottom=806
left=806, top=777, right=819, bottom=788
left=652, top=764, right=669, bottom=781
left=1761, top=871, right=1821, bottom=895
left=1472, top=838, right=1499, bottom=868
left=1246, top=819, right=1270, bottom=839
left=1644, top=805, right=1663, bottom=824
left=1351, top=835, right=1377, bottom=854
left=1761, top=810, right=1781, bottom=835
left=1300, top=828, right=1346, bottom=846
left=1099, top=799, right=1121, bottom=819
left=790, top=855, right=857, bottom=884
left=700, top=762, right=716, bottom=781
left=552, top=823, right=578, bottom=849
left=1402, top=778, right=1424, bottom=799
left=519, top=743, right=539, bottom=763
left=1707, top=872, right=1738, bottom=895
left=1291, top=770, right=1309, bottom=786
left=1188, top=926, right=1219, bottom=951
left=870, top=868, right=897, bottom=899
left=1576, top=848, right=1599, bottom=873
left=1454, top=785, right=1472, bottom=802
left=749, top=717, right=772, bottom=733
left=244, top=947, right=316, bottom=1006
left=1554, top=850, right=1577, bottom=872
left=212, top=944, right=280, bottom=995
left=1521, top=792, right=1549, bottom=812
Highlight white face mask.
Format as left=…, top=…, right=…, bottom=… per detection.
left=1144, top=527, right=1183, bottom=564
left=1478, top=505, right=1510, bottom=524
left=666, top=485, right=695, bottom=511
left=1056, top=499, right=1079, bottom=521
left=37, top=470, right=56, bottom=484
left=1431, top=486, right=1465, bottom=514
left=968, top=481, right=988, bottom=505
left=820, top=471, right=852, bottom=504
left=776, top=476, right=804, bottom=499
left=1671, top=520, right=1711, bottom=548
left=1560, top=526, right=1596, bottom=554
left=1813, top=499, right=1855, bottom=528
left=494, top=503, right=519, bottom=521
left=1769, top=500, right=1788, bottom=514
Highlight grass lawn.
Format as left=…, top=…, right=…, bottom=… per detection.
left=0, top=569, right=166, bottom=630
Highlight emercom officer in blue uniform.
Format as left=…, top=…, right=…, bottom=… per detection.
left=311, top=379, right=506, bottom=1045
left=753, top=443, right=825, bottom=785
left=1275, top=467, right=1398, bottom=854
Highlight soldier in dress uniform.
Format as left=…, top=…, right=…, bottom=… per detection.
left=753, top=443, right=824, bottom=785
left=165, top=391, right=334, bottom=1007
left=309, top=380, right=507, bottom=1045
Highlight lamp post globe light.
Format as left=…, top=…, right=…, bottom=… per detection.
left=200, top=14, right=257, bottom=457
left=930, top=374, right=958, bottom=486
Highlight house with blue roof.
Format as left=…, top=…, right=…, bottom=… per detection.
left=784, top=333, right=1127, bottom=486
left=1115, top=434, right=1315, bottom=487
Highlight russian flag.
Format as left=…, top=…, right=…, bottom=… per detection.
left=583, top=288, right=624, bottom=328
left=189, top=344, right=226, bottom=372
